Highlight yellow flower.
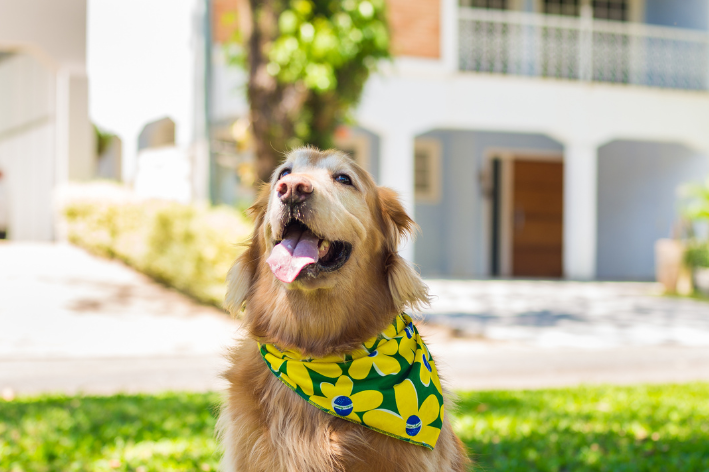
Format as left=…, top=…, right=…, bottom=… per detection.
left=309, top=376, right=383, bottom=423
left=362, top=379, right=441, bottom=447
left=397, top=322, right=417, bottom=364
left=261, top=344, right=342, bottom=395
left=286, top=360, right=342, bottom=396
left=415, top=343, right=442, bottom=395
left=363, top=337, right=379, bottom=350
left=363, top=315, right=405, bottom=350
left=348, top=338, right=400, bottom=379
left=262, top=343, right=288, bottom=371
left=382, top=315, right=406, bottom=339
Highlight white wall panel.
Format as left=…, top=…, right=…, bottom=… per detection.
left=0, top=53, right=56, bottom=241
left=0, top=122, right=55, bottom=240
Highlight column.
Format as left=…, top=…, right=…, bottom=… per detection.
left=563, top=140, right=598, bottom=280
left=440, top=0, right=459, bottom=73
left=379, top=128, right=416, bottom=262
left=55, top=67, right=93, bottom=184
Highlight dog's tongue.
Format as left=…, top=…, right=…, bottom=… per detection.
left=266, top=226, right=320, bottom=283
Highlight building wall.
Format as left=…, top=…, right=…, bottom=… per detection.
left=414, top=129, right=563, bottom=278
left=644, top=0, right=709, bottom=31
left=596, top=141, right=709, bottom=280
left=88, top=0, right=197, bottom=183
left=0, top=54, right=56, bottom=240
left=0, top=0, right=87, bottom=66
left=0, top=0, right=91, bottom=241
left=387, top=0, right=440, bottom=58
left=413, top=131, right=709, bottom=281
left=212, top=0, right=241, bottom=44
left=211, top=47, right=249, bottom=123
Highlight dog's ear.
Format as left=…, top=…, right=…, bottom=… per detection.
left=378, top=187, right=431, bottom=312
left=225, top=250, right=252, bottom=316
left=225, top=185, right=269, bottom=316
left=378, top=187, right=416, bottom=249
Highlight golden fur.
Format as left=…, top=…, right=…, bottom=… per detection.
left=219, top=148, right=469, bottom=471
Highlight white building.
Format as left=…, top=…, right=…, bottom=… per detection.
left=363, top=0, right=709, bottom=281
left=87, top=0, right=210, bottom=197
left=6, top=0, right=706, bottom=284
left=0, top=0, right=215, bottom=240
left=209, top=0, right=709, bottom=281
left=0, top=0, right=92, bottom=240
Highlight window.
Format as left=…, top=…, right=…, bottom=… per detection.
left=543, top=0, right=629, bottom=20
left=334, top=131, right=370, bottom=173
left=543, top=0, right=580, bottom=16
left=592, top=0, right=628, bottom=21
left=414, top=139, right=441, bottom=204
left=460, top=0, right=509, bottom=9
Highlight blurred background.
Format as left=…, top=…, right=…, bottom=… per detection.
left=2, top=0, right=709, bottom=470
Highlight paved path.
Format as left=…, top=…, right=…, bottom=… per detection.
left=422, top=280, right=709, bottom=348
left=0, top=243, right=241, bottom=395
left=2, top=243, right=709, bottom=396
left=420, top=280, right=709, bottom=389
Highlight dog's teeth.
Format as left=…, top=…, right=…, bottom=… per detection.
left=318, top=240, right=330, bottom=258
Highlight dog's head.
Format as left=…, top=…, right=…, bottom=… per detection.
left=226, top=148, right=429, bottom=356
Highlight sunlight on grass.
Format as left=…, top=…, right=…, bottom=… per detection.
left=454, top=383, right=709, bottom=471
left=0, top=393, right=222, bottom=472
left=1, top=384, right=708, bottom=471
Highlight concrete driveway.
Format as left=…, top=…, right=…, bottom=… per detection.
left=0, top=243, right=241, bottom=395
left=2, top=242, right=709, bottom=396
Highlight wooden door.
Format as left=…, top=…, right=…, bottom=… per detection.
left=512, top=160, right=563, bottom=277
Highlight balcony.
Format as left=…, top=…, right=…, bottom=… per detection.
left=459, top=7, right=709, bottom=91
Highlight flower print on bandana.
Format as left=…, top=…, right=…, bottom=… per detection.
left=415, top=342, right=442, bottom=395
left=309, top=376, right=383, bottom=423
left=349, top=339, right=400, bottom=379
left=262, top=344, right=342, bottom=396
left=286, top=361, right=342, bottom=396
left=258, top=314, right=444, bottom=450
left=397, top=322, right=418, bottom=365
left=362, top=379, right=442, bottom=448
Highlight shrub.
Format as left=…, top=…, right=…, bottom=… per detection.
left=59, top=183, right=252, bottom=307
left=684, top=241, right=709, bottom=269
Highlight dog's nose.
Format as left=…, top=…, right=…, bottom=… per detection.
left=276, top=175, right=313, bottom=204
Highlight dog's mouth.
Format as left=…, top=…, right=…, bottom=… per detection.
left=266, top=220, right=352, bottom=284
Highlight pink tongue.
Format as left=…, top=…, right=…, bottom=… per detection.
left=266, top=226, right=320, bottom=283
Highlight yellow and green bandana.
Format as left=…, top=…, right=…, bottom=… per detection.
left=258, top=314, right=444, bottom=450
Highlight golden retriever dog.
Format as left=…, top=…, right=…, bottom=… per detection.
left=218, top=148, right=469, bottom=471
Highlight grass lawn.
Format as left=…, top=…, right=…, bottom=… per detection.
left=1, top=383, right=708, bottom=472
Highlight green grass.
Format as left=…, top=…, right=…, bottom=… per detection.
left=455, top=383, right=709, bottom=471
left=0, top=393, right=222, bottom=472
left=1, top=384, right=708, bottom=471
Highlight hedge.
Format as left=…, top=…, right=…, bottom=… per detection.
left=59, top=184, right=252, bottom=307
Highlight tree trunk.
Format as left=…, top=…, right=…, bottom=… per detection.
left=246, top=0, right=308, bottom=183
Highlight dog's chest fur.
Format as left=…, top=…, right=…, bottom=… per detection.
left=218, top=339, right=468, bottom=472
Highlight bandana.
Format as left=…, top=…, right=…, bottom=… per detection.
left=258, top=314, right=444, bottom=450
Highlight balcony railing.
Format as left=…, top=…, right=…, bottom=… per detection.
left=459, top=7, right=709, bottom=91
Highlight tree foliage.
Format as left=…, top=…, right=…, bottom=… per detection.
left=225, top=0, right=390, bottom=182
left=679, top=178, right=709, bottom=268
left=681, top=178, right=709, bottom=222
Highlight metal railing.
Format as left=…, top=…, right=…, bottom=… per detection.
left=459, top=7, right=709, bottom=91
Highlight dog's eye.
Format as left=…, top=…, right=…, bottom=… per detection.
left=334, top=174, right=352, bottom=186
left=278, top=168, right=292, bottom=180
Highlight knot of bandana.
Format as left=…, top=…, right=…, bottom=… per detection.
left=258, top=314, right=444, bottom=450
